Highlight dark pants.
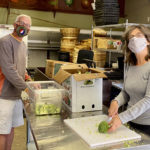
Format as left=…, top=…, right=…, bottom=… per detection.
left=129, top=122, right=150, bottom=136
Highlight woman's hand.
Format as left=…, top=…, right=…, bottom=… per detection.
left=108, top=114, right=122, bottom=132
left=108, top=100, right=119, bottom=118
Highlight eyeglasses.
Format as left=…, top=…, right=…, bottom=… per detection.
left=16, top=21, right=31, bottom=28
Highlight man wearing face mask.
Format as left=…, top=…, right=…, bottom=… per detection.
left=0, top=14, right=31, bottom=150
left=107, top=25, right=150, bottom=135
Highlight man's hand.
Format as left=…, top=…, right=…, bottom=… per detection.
left=33, top=83, right=41, bottom=89
left=108, top=114, right=122, bottom=132
left=21, top=88, right=29, bottom=101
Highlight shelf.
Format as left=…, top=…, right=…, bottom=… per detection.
left=28, top=41, right=60, bottom=51
left=28, top=47, right=59, bottom=51
left=93, top=23, right=150, bottom=29
left=93, top=48, right=123, bottom=54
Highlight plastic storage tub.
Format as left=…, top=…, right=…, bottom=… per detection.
left=27, top=81, right=66, bottom=115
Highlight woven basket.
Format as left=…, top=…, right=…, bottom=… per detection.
left=60, top=28, right=80, bottom=37
left=94, top=52, right=106, bottom=61
left=60, top=37, right=78, bottom=54
left=95, top=61, right=106, bottom=68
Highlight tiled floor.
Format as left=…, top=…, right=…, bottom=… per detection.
left=12, top=118, right=37, bottom=150
left=12, top=119, right=27, bottom=150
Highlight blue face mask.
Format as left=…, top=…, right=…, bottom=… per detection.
left=128, top=37, right=147, bottom=53
left=16, top=25, right=28, bottom=37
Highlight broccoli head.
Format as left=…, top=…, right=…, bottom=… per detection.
left=98, top=121, right=109, bottom=133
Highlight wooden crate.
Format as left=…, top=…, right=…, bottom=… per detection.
left=94, top=37, right=121, bottom=49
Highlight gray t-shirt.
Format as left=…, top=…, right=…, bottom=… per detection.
left=116, top=62, right=150, bottom=125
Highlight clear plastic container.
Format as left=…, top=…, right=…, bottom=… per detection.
left=27, top=81, right=66, bottom=115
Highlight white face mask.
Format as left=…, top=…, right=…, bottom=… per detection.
left=128, top=37, right=147, bottom=53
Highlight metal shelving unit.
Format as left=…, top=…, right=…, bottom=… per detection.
left=94, top=48, right=123, bottom=53
left=91, top=21, right=150, bottom=67
left=91, top=23, right=125, bottom=67
left=94, top=48, right=123, bottom=67
left=27, top=26, right=91, bottom=68
left=91, top=22, right=150, bottom=50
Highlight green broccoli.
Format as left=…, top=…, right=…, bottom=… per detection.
left=98, top=121, right=109, bottom=133
left=35, top=104, right=42, bottom=115
left=35, top=103, right=61, bottom=115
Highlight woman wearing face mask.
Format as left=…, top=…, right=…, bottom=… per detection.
left=107, top=25, right=150, bottom=135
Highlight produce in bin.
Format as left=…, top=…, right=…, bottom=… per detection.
left=35, top=103, right=61, bottom=115
left=34, top=90, right=63, bottom=115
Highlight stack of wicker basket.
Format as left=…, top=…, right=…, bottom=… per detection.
left=72, top=37, right=107, bottom=68
left=93, top=28, right=107, bottom=67
left=60, top=28, right=80, bottom=62
left=93, top=50, right=106, bottom=67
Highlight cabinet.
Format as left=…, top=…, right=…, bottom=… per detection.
left=0, top=0, right=93, bottom=15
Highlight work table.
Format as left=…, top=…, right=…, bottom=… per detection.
left=24, top=67, right=150, bottom=149
left=24, top=103, right=150, bottom=150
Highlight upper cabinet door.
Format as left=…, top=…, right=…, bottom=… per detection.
left=0, top=0, right=93, bottom=15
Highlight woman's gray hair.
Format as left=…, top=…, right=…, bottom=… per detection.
left=15, top=14, right=32, bottom=25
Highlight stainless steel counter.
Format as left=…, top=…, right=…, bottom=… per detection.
left=24, top=103, right=150, bottom=150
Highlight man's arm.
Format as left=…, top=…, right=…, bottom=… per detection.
left=0, top=40, right=27, bottom=90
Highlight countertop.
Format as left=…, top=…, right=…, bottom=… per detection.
left=24, top=103, right=150, bottom=150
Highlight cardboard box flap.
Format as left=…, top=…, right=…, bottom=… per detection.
left=73, top=72, right=107, bottom=81
left=54, top=69, right=71, bottom=84
left=90, top=68, right=106, bottom=73
left=54, top=67, right=107, bottom=84
left=46, top=59, right=72, bottom=64
left=46, top=59, right=73, bottom=78
left=61, top=64, right=88, bottom=70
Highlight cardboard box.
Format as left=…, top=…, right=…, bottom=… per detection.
left=45, top=60, right=73, bottom=78
left=94, top=37, right=121, bottom=49
left=54, top=65, right=107, bottom=112
left=61, top=64, right=87, bottom=70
